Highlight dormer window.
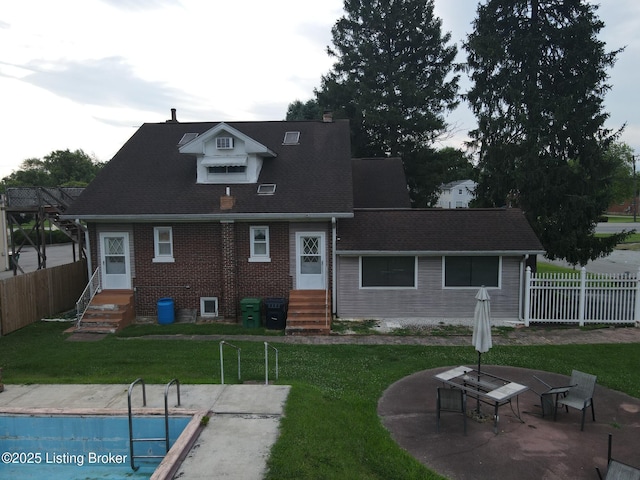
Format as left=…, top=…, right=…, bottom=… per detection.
left=216, top=137, right=234, bottom=149
left=283, top=131, right=300, bottom=145
left=208, top=165, right=246, bottom=174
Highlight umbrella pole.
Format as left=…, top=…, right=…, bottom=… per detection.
left=477, top=352, right=481, bottom=413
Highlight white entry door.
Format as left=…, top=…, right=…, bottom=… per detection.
left=296, top=232, right=326, bottom=289
left=100, top=232, right=131, bottom=290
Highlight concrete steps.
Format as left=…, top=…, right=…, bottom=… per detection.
left=66, top=290, right=135, bottom=334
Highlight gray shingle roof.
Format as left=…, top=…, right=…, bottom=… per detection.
left=66, top=120, right=354, bottom=220
left=352, top=158, right=411, bottom=209
left=336, top=208, right=544, bottom=253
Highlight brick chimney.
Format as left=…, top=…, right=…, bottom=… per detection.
left=220, top=186, right=235, bottom=210
left=322, top=111, right=333, bottom=123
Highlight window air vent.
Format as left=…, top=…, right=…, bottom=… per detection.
left=178, top=132, right=199, bottom=145
left=257, top=184, right=276, bottom=195
left=283, top=131, right=300, bottom=145
left=216, top=137, right=234, bottom=149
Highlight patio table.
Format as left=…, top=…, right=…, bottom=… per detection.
left=435, top=366, right=529, bottom=434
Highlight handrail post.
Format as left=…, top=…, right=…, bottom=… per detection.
left=264, top=342, right=279, bottom=385
left=127, top=378, right=146, bottom=471
left=164, top=379, right=181, bottom=453
left=219, top=341, right=241, bottom=384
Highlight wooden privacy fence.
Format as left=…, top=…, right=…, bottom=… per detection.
left=0, top=260, right=88, bottom=336
left=524, top=266, right=640, bottom=326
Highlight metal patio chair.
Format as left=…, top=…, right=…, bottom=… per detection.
left=554, top=370, right=596, bottom=431
left=436, top=387, right=467, bottom=435
left=596, top=433, right=640, bottom=480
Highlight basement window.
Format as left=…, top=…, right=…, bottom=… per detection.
left=200, top=297, right=219, bottom=317
left=283, top=131, right=300, bottom=145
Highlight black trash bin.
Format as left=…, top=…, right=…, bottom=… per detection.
left=264, top=297, right=287, bottom=330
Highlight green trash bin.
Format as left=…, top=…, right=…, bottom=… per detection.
left=240, top=298, right=262, bottom=328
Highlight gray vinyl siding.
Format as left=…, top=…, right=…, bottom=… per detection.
left=336, top=255, right=522, bottom=320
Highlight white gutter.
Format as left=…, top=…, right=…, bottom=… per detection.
left=60, top=212, right=354, bottom=222
left=335, top=250, right=546, bottom=256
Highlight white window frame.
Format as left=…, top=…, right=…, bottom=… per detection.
left=153, top=226, right=175, bottom=263
left=216, top=136, right=234, bottom=149
left=249, top=226, right=270, bottom=262
left=200, top=297, right=219, bottom=318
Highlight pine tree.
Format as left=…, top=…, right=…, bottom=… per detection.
left=316, top=0, right=459, bottom=160
left=465, top=0, right=629, bottom=265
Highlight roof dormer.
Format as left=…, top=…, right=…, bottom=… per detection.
left=179, top=123, right=276, bottom=184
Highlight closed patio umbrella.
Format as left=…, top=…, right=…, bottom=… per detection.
left=472, top=286, right=492, bottom=412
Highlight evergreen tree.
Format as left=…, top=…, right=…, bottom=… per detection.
left=316, top=0, right=459, bottom=161
left=464, top=0, right=629, bottom=265
left=285, top=99, right=322, bottom=120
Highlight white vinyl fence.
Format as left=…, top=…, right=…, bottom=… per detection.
left=524, top=267, right=640, bottom=326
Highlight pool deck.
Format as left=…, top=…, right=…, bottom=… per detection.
left=0, top=383, right=290, bottom=480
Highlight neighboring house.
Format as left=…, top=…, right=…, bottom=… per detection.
left=64, top=112, right=543, bottom=332
left=436, top=179, right=477, bottom=208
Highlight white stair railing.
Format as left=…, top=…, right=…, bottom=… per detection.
left=76, top=267, right=101, bottom=327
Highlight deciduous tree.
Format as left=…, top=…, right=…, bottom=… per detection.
left=2, top=149, right=104, bottom=190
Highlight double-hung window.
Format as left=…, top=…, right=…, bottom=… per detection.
left=249, top=226, right=270, bottom=262
left=153, top=226, right=174, bottom=263
left=444, top=256, right=500, bottom=287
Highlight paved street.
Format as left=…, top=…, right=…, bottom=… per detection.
left=0, top=243, right=81, bottom=280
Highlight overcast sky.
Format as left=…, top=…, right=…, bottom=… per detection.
left=1, top=0, right=638, bottom=179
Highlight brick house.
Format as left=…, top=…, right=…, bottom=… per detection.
left=64, top=111, right=543, bottom=333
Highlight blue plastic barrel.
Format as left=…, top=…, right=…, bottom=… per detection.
left=157, top=298, right=175, bottom=325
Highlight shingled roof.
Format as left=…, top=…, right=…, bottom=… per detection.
left=336, top=208, right=544, bottom=254
left=65, top=119, right=354, bottom=220
left=352, top=158, right=411, bottom=209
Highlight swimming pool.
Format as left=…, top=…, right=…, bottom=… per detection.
left=0, top=414, right=191, bottom=479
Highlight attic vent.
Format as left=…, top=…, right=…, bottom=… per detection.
left=216, top=137, right=234, bottom=149
left=283, top=131, right=300, bottom=145
left=257, top=184, right=276, bottom=195
left=178, top=132, right=199, bottom=146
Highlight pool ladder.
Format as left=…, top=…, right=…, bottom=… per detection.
left=127, top=378, right=181, bottom=471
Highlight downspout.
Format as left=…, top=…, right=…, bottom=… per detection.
left=332, top=217, right=337, bottom=316
left=78, top=220, right=92, bottom=280
left=519, top=254, right=529, bottom=322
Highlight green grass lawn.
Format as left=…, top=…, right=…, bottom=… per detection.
left=605, top=215, right=640, bottom=223
left=1, top=321, right=639, bottom=479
